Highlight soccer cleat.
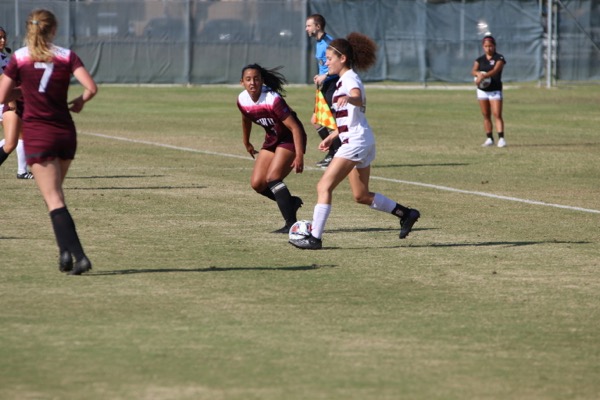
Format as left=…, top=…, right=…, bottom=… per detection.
left=58, top=251, right=73, bottom=273
left=316, top=154, right=333, bottom=168
left=17, top=172, right=34, bottom=179
left=289, top=234, right=322, bottom=250
left=272, top=196, right=303, bottom=234
left=68, top=256, right=92, bottom=276
left=497, top=138, right=507, bottom=148
left=481, top=138, right=494, bottom=147
left=399, top=208, right=420, bottom=239
left=272, top=224, right=293, bottom=234
left=292, top=196, right=303, bottom=217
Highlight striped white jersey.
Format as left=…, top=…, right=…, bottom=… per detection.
left=331, top=69, right=375, bottom=146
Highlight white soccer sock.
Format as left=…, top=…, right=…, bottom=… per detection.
left=16, top=140, right=27, bottom=174
left=311, top=203, right=331, bottom=239
left=370, top=193, right=397, bottom=213
left=0, top=139, right=5, bottom=148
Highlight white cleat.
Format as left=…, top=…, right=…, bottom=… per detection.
left=481, top=138, right=494, bottom=147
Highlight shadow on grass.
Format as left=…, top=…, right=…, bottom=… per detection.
left=328, top=227, right=398, bottom=233
left=68, top=175, right=166, bottom=179
left=62, top=175, right=207, bottom=190
left=327, top=227, right=438, bottom=234
left=341, top=240, right=590, bottom=250
left=90, top=264, right=337, bottom=276
left=512, top=143, right=600, bottom=148
left=411, top=240, right=590, bottom=248
left=68, top=185, right=206, bottom=190
left=373, top=162, right=469, bottom=168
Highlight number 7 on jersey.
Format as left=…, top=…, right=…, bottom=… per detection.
left=34, top=62, right=54, bottom=93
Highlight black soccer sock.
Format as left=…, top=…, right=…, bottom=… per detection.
left=267, top=180, right=295, bottom=225
left=0, top=146, right=9, bottom=166
left=258, top=187, right=276, bottom=201
left=498, top=132, right=504, bottom=138
left=486, top=132, right=493, bottom=140
left=49, top=207, right=86, bottom=261
left=391, top=203, right=411, bottom=219
left=316, top=126, right=329, bottom=140
left=329, top=136, right=342, bottom=156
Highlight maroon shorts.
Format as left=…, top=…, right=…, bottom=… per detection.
left=261, top=113, right=307, bottom=154
left=261, top=130, right=307, bottom=153
left=23, top=121, right=77, bottom=166
left=262, top=139, right=297, bottom=153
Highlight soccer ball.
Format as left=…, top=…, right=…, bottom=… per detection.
left=475, top=71, right=491, bottom=89
left=289, top=220, right=313, bottom=240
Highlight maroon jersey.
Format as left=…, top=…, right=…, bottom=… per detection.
left=4, top=45, right=83, bottom=127
left=237, top=86, right=306, bottom=152
left=3, top=45, right=85, bottom=163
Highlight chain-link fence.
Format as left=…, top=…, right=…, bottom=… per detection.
left=1, top=0, right=598, bottom=85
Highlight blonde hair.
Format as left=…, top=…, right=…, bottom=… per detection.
left=26, top=9, right=57, bottom=62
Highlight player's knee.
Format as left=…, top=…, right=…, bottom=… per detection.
left=265, top=171, right=285, bottom=183
left=353, top=193, right=372, bottom=205
left=250, top=179, right=265, bottom=193
left=316, top=181, right=332, bottom=197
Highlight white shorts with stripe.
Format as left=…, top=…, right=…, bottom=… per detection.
left=334, top=137, right=376, bottom=169
left=477, top=89, right=503, bottom=101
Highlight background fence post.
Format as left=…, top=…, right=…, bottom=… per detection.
left=546, top=0, right=553, bottom=88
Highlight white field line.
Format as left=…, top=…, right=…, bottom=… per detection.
left=82, top=132, right=600, bottom=215
left=370, top=176, right=599, bottom=214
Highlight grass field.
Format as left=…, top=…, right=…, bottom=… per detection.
left=1, top=83, right=599, bottom=400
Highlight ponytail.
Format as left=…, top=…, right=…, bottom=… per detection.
left=26, top=9, right=57, bottom=62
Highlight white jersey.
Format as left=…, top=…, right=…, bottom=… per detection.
left=331, top=69, right=375, bottom=147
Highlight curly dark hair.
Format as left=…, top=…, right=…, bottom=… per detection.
left=328, top=32, right=377, bottom=72
left=241, top=63, right=288, bottom=96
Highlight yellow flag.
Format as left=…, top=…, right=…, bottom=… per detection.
left=314, top=89, right=337, bottom=130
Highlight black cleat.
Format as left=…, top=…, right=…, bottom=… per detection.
left=272, top=196, right=303, bottom=234
left=17, top=171, right=34, bottom=179
left=316, top=154, right=333, bottom=168
left=289, top=234, right=322, bottom=250
left=292, top=196, right=303, bottom=210
left=292, top=196, right=303, bottom=219
left=68, top=256, right=92, bottom=275
left=272, top=224, right=293, bottom=234
left=59, top=251, right=73, bottom=273
left=399, top=209, right=420, bottom=239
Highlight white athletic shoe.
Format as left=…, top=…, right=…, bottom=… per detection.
left=497, top=138, right=507, bottom=148
left=481, top=138, right=494, bottom=147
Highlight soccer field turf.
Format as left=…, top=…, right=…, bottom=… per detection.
left=1, top=83, right=598, bottom=400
